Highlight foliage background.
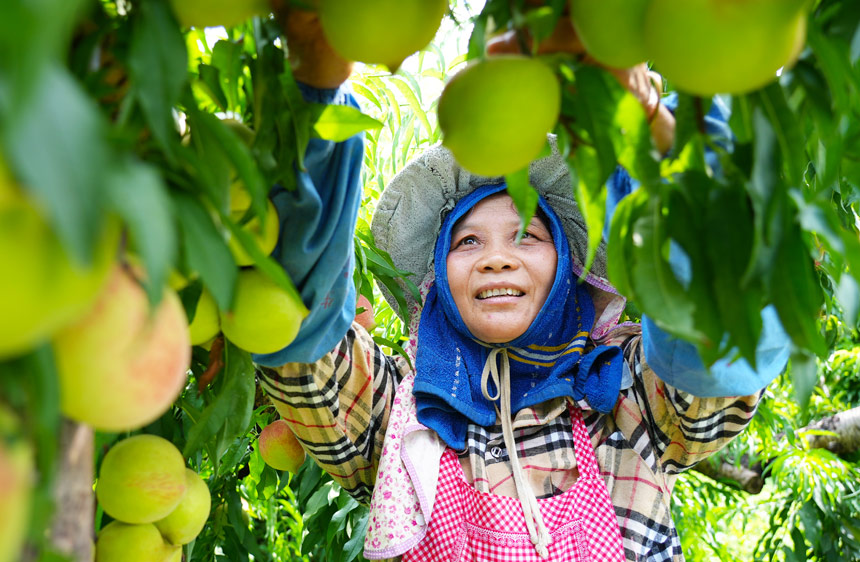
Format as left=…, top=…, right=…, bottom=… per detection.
left=0, top=0, right=859, bottom=561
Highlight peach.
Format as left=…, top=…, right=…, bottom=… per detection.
left=54, top=266, right=190, bottom=431
left=96, top=435, right=187, bottom=524
left=95, top=521, right=179, bottom=562
left=155, top=469, right=211, bottom=545
left=0, top=406, right=33, bottom=562
left=258, top=420, right=305, bottom=473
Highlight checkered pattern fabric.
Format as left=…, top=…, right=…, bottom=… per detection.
left=259, top=322, right=762, bottom=561
left=403, top=407, right=624, bottom=561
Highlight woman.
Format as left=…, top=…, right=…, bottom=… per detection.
left=259, top=7, right=790, bottom=561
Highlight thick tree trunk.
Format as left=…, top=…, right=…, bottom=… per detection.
left=693, top=406, right=860, bottom=494
left=49, top=419, right=95, bottom=561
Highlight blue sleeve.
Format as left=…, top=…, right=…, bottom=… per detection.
left=605, top=94, right=790, bottom=396
left=252, top=83, right=363, bottom=367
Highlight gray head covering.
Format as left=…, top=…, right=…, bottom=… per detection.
left=371, top=135, right=618, bottom=324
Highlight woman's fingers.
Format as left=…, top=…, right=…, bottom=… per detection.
left=271, top=0, right=354, bottom=89
left=486, top=17, right=585, bottom=56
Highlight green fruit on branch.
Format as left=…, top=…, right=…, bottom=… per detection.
left=188, top=287, right=220, bottom=346
left=0, top=406, right=34, bottom=562
left=258, top=419, right=306, bottom=473
left=95, top=521, right=179, bottom=562
left=319, top=0, right=448, bottom=70
left=96, top=435, right=188, bottom=525
left=155, top=469, right=212, bottom=545
left=53, top=266, right=191, bottom=431
left=570, top=0, right=649, bottom=68
left=227, top=182, right=280, bottom=267
left=221, top=269, right=307, bottom=354
left=0, top=170, right=118, bottom=359
left=645, top=0, right=808, bottom=95
left=168, top=0, right=269, bottom=29
left=438, top=56, right=561, bottom=177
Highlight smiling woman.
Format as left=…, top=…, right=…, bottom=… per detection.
left=446, top=193, right=557, bottom=343
left=255, top=5, right=793, bottom=562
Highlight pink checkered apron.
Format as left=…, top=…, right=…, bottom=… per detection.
left=402, top=407, right=626, bottom=561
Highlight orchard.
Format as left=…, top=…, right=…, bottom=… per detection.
left=0, top=0, right=859, bottom=561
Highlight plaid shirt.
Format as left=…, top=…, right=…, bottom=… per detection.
left=260, top=322, right=760, bottom=562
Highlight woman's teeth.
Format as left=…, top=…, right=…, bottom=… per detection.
left=477, top=288, right=524, bottom=299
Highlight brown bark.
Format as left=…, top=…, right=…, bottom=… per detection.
left=693, top=405, right=860, bottom=494
left=694, top=458, right=765, bottom=494
left=802, top=405, right=860, bottom=455
left=49, top=419, right=95, bottom=561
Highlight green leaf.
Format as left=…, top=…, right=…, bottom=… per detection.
left=183, top=342, right=255, bottom=460
left=705, top=186, right=762, bottom=366
left=790, top=349, right=818, bottom=414
left=171, top=192, right=238, bottom=312
left=190, top=110, right=268, bottom=222
left=210, top=39, right=243, bottom=111
left=745, top=106, right=788, bottom=285
left=196, top=64, right=229, bottom=111
left=351, top=81, right=383, bottom=112
left=835, top=274, right=860, bottom=328
left=342, top=509, right=370, bottom=561
left=505, top=166, right=538, bottom=241
left=672, top=93, right=706, bottom=159
left=128, top=0, right=187, bottom=153
left=755, top=83, right=807, bottom=187
left=309, top=103, right=383, bottom=142
left=0, top=0, right=88, bottom=103
left=4, top=64, right=109, bottom=264
left=570, top=66, right=620, bottom=184
left=388, top=77, right=433, bottom=139
left=570, top=146, right=607, bottom=273
left=106, top=158, right=176, bottom=304
left=664, top=183, right=723, bottom=358
left=279, top=64, right=312, bottom=171
left=770, top=222, right=826, bottom=357
left=613, top=91, right=660, bottom=188
left=629, top=195, right=699, bottom=344
left=607, top=187, right=648, bottom=299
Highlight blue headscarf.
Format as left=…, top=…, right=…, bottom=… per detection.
left=413, top=184, right=624, bottom=450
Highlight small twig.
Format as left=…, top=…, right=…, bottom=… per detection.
left=197, top=336, right=225, bottom=394
left=693, top=96, right=706, bottom=136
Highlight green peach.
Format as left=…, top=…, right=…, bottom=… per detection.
left=95, top=521, right=178, bottom=562
left=319, top=0, right=448, bottom=71
left=188, top=287, right=220, bottom=346
left=155, top=469, right=212, bottom=545
left=96, top=435, right=187, bottom=525
left=0, top=181, right=118, bottom=359
left=221, top=269, right=307, bottom=354
left=439, top=56, right=561, bottom=177
left=570, top=0, right=650, bottom=68
left=645, top=0, right=808, bottom=95
left=168, top=0, right=268, bottom=29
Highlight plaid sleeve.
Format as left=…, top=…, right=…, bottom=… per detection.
left=258, top=322, right=407, bottom=502
left=626, top=336, right=761, bottom=474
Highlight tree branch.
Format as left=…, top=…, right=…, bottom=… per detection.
left=49, top=419, right=95, bottom=560
left=693, top=405, right=860, bottom=494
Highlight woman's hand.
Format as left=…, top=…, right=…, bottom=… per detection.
left=486, top=16, right=675, bottom=154
left=271, top=0, right=354, bottom=89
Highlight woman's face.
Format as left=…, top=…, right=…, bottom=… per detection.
left=446, top=194, right=558, bottom=343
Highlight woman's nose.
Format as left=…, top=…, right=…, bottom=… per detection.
left=479, top=243, right=517, bottom=271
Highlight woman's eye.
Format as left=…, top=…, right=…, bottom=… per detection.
left=455, top=235, right=478, bottom=247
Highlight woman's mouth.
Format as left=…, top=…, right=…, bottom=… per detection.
left=476, top=288, right=525, bottom=300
